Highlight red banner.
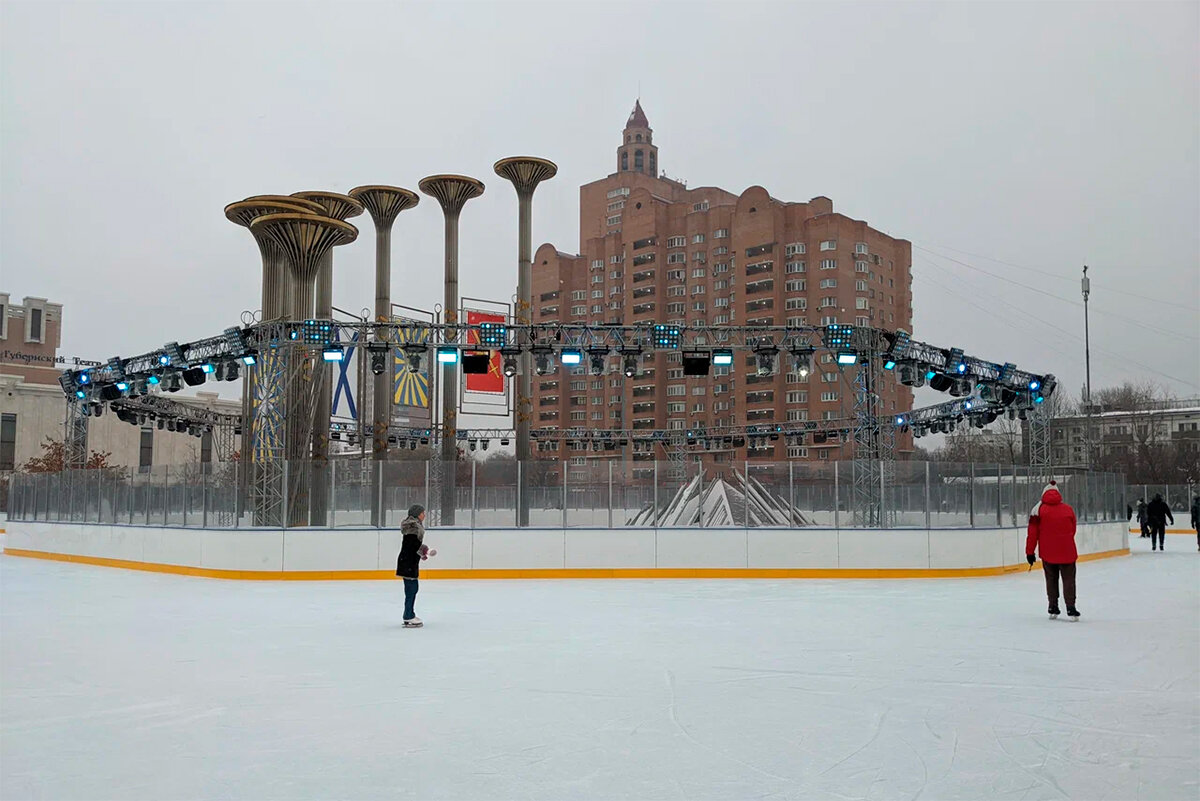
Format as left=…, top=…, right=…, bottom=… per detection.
left=465, top=310, right=505, bottom=394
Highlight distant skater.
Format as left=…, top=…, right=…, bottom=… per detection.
left=1190, top=496, right=1199, bottom=553
left=1136, top=499, right=1149, bottom=538
left=396, top=504, right=436, bottom=627
left=1146, top=493, right=1173, bottom=552
left=1026, top=480, right=1080, bottom=621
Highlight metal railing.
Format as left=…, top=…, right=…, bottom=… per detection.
left=6, top=459, right=1126, bottom=530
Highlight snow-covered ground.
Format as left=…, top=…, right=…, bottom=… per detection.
left=2, top=544, right=1196, bottom=801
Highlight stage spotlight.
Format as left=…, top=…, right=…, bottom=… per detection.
left=882, top=358, right=897, bottom=371
left=500, top=437, right=511, bottom=446
left=157, top=354, right=171, bottom=367
left=481, top=439, right=489, bottom=451
left=588, top=350, right=608, bottom=376
left=409, top=440, right=418, bottom=451
left=503, top=354, right=518, bottom=377
left=322, top=347, right=344, bottom=362
left=182, top=367, right=206, bottom=386
left=157, top=418, right=165, bottom=430
left=929, top=374, right=954, bottom=393
left=836, top=351, right=858, bottom=366
left=478, top=322, right=507, bottom=348
left=754, top=346, right=779, bottom=376
left=789, top=348, right=813, bottom=378
left=623, top=354, right=639, bottom=378
left=712, top=349, right=733, bottom=367
left=222, top=361, right=241, bottom=381
left=76, top=371, right=91, bottom=386
left=560, top=349, right=583, bottom=366
left=404, top=345, right=425, bottom=373
left=945, top=347, right=967, bottom=375
left=898, top=362, right=925, bottom=387
left=240, top=352, right=257, bottom=366
left=896, top=415, right=907, bottom=426
left=164, top=373, right=183, bottom=392
left=652, top=324, right=681, bottom=349
left=461, top=351, right=491, bottom=374
left=368, top=343, right=389, bottom=375
left=682, top=352, right=711, bottom=376
left=533, top=349, right=553, bottom=376
left=200, top=363, right=216, bottom=374
left=822, top=324, right=855, bottom=350
left=468, top=439, right=477, bottom=452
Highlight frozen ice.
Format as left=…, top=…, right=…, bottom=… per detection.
left=1, top=545, right=1197, bottom=800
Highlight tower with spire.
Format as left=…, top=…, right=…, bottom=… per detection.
left=617, top=99, right=657, bottom=177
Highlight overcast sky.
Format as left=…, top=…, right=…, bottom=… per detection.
left=3, top=0, right=1197, bottom=415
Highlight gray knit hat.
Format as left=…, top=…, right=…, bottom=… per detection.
left=407, top=504, right=425, bottom=518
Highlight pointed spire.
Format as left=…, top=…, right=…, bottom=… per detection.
left=627, top=99, right=649, bottom=129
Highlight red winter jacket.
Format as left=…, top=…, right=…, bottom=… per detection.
left=1026, top=486, right=1078, bottom=564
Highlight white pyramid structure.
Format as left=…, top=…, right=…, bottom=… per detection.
left=627, top=470, right=812, bottom=527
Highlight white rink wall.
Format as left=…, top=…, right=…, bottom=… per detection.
left=3, top=520, right=1128, bottom=575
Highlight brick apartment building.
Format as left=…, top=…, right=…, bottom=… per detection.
left=531, top=102, right=914, bottom=468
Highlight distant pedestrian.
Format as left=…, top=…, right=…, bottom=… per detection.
left=396, top=504, right=436, bottom=627
left=1136, top=499, right=1149, bottom=538
left=1126, top=502, right=1133, bottom=522
left=1146, top=493, right=1173, bottom=552
left=1026, top=480, right=1080, bottom=621
left=1190, top=496, right=1199, bottom=553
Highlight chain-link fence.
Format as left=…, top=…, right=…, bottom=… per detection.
left=7, top=460, right=1126, bottom=530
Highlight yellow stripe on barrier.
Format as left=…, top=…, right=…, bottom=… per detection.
left=1128, top=528, right=1195, bottom=535
left=2, top=546, right=1130, bottom=581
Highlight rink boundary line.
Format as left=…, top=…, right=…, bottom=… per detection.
left=1127, top=528, right=1194, bottom=535
left=1, top=547, right=1130, bottom=580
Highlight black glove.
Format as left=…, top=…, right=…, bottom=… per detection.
left=1027, top=554, right=1036, bottom=565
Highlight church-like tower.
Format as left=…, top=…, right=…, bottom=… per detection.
left=617, top=99, right=657, bottom=177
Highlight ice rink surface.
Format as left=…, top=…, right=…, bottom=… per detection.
left=2, top=543, right=1197, bottom=801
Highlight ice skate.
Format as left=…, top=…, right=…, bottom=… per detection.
left=1067, top=608, right=1080, bottom=621
left=1048, top=605, right=1060, bottom=620
left=403, top=617, right=423, bottom=628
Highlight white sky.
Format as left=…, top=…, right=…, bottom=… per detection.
left=2, top=1, right=1197, bottom=409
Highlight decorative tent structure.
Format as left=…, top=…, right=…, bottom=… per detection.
left=628, top=470, right=813, bottom=527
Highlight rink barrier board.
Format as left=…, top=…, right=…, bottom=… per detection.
left=2, top=546, right=1130, bottom=581
left=1127, top=527, right=1194, bottom=535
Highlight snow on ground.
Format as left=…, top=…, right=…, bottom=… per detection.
left=1, top=543, right=1197, bottom=801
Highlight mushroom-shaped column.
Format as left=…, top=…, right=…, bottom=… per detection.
left=419, top=174, right=485, bottom=526
left=251, top=213, right=358, bottom=527
left=289, top=192, right=365, bottom=527
left=349, top=185, right=420, bottom=528
left=493, top=157, right=557, bottom=527
left=289, top=192, right=365, bottom=320
left=225, top=195, right=325, bottom=525
left=225, top=195, right=326, bottom=321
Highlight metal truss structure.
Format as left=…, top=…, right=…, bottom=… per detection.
left=57, top=319, right=1058, bottom=529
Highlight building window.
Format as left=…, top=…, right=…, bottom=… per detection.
left=785, top=279, right=805, bottom=292
left=856, top=280, right=868, bottom=291
left=714, top=228, right=729, bottom=239
left=591, top=259, right=604, bottom=269
left=667, top=385, right=685, bottom=397
left=0, top=298, right=7, bottom=340
left=785, top=243, right=806, bottom=256
left=820, top=392, right=839, bottom=402
left=667, top=252, right=686, bottom=264
left=785, top=261, right=805, bottom=274
left=607, top=201, right=625, bottom=212
left=787, top=446, right=809, bottom=459
left=572, top=305, right=586, bottom=315
left=819, top=278, right=838, bottom=289
left=610, top=254, right=623, bottom=264
left=855, top=242, right=868, bottom=255
left=139, top=427, right=154, bottom=472
left=692, top=233, right=705, bottom=244
left=607, top=215, right=622, bottom=226
left=820, top=240, right=837, bottom=251
left=855, top=297, right=869, bottom=309
left=713, top=262, right=729, bottom=274
left=634, top=150, right=644, bottom=171
left=0, top=413, right=15, bottom=471
left=820, top=259, right=837, bottom=270
left=693, top=252, right=706, bottom=263
left=666, top=236, right=686, bottom=248
left=820, top=315, right=839, bottom=325
left=571, top=290, right=586, bottom=300
left=856, top=261, right=869, bottom=273
left=649, top=152, right=656, bottom=175
left=592, top=304, right=602, bottom=314
left=691, top=267, right=706, bottom=278
left=785, top=298, right=806, bottom=310
left=692, top=301, right=705, bottom=312
left=571, top=411, right=587, bottom=421
left=607, top=187, right=631, bottom=199
left=786, top=391, right=807, bottom=404
left=621, top=152, right=628, bottom=171
left=819, top=297, right=837, bottom=308
left=26, top=306, right=43, bottom=343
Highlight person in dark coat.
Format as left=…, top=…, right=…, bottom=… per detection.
left=1191, top=496, right=1200, bottom=552
left=1146, top=493, right=1173, bottom=552
left=1026, top=480, right=1080, bottom=620
left=396, top=504, right=435, bottom=627
left=1136, top=499, right=1149, bottom=538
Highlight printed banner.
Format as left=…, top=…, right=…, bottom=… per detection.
left=465, top=310, right=505, bottom=394
left=393, top=320, right=431, bottom=409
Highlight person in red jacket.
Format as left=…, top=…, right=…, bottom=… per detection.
left=1026, top=480, right=1080, bottom=620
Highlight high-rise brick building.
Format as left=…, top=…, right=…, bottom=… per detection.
left=532, top=102, right=914, bottom=468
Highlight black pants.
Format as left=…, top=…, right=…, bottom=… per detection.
left=1044, top=562, right=1076, bottom=609
left=1150, top=523, right=1165, bottom=549
left=403, top=577, right=419, bottom=620
left=1139, top=521, right=1149, bottom=537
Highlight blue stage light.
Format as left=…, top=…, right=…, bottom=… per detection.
left=1029, top=378, right=1041, bottom=391
left=712, top=349, right=733, bottom=366
left=115, top=381, right=129, bottom=391
left=883, top=359, right=897, bottom=370
left=147, top=375, right=161, bottom=385
left=74, top=390, right=86, bottom=399
left=436, top=347, right=458, bottom=364
left=200, top=363, right=216, bottom=374
left=241, top=353, right=257, bottom=366
left=77, top=371, right=90, bottom=385
left=560, top=349, right=583, bottom=365
left=836, top=352, right=858, bottom=365
left=322, top=347, right=344, bottom=363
